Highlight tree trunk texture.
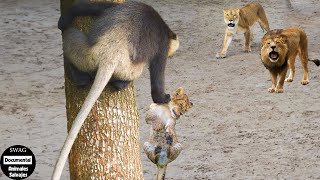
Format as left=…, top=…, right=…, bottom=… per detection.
left=60, top=0, right=144, bottom=179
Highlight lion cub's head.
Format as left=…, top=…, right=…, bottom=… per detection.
left=170, top=87, right=193, bottom=117
left=260, top=30, right=289, bottom=66
left=223, top=8, right=240, bottom=29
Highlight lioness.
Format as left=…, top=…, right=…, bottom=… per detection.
left=216, top=2, right=270, bottom=58
left=260, top=28, right=320, bottom=93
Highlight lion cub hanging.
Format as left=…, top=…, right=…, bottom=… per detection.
left=216, top=2, right=270, bottom=58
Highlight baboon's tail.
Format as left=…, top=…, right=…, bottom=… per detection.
left=52, top=64, right=115, bottom=180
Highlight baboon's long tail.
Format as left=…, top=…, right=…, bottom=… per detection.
left=309, top=58, right=320, bottom=66
left=52, top=64, right=116, bottom=180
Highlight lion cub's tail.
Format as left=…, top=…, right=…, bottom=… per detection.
left=309, top=59, right=320, bottom=66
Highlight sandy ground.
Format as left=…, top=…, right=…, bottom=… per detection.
left=1, top=0, right=320, bottom=179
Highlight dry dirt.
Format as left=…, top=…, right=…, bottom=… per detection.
left=1, top=0, right=320, bottom=179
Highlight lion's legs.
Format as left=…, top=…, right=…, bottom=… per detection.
left=285, top=52, right=298, bottom=83
left=258, top=18, right=270, bottom=32
left=276, top=68, right=288, bottom=93
left=216, top=31, right=234, bottom=58
left=268, top=72, right=277, bottom=93
left=244, top=29, right=252, bottom=52
left=250, top=31, right=254, bottom=42
left=298, top=33, right=309, bottom=85
left=299, top=51, right=310, bottom=85
left=257, top=6, right=270, bottom=32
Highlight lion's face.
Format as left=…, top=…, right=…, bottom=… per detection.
left=223, top=9, right=240, bottom=29
left=261, top=34, right=288, bottom=65
left=170, top=87, right=193, bottom=116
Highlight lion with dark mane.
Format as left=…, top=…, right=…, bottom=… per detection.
left=260, top=28, right=319, bottom=93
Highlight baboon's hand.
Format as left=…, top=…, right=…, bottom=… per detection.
left=152, top=93, right=170, bottom=104
left=58, top=14, right=73, bottom=31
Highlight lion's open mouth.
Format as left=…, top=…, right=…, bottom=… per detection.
left=228, top=23, right=235, bottom=27
left=269, top=51, right=279, bottom=61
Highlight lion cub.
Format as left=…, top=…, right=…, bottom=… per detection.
left=260, top=28, right=320, bottom=93
left=143, top=87, right=193, bottom=179
left=216, top=2, right=270, bottom=58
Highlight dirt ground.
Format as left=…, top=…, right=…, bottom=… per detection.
left=1, top=0, right=320, bottom=179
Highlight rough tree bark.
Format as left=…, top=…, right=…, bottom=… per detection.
left=60, top=0, right=144, bottom=179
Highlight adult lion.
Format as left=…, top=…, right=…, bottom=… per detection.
left=260, top=28, right=320, bottom=93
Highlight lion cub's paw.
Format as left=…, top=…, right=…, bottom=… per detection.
left=216, top=52, right=226, bottom=59
left=268, top=88, right=275, bottom=93
left=285, top=78, right=293, bottom=82
left=275, top=88, right=284, bottom=93
left=301, top=80, right=309, bottom=85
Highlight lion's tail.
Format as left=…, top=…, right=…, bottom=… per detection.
left=309, top=59, right=320, bottom=66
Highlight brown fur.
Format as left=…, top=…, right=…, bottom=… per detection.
left=143, top=87, right=193, bottom=180
left=260, top=28, right=319, bottom=93
left=216, top=2, right=270, bottom=58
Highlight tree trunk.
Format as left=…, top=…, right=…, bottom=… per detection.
left=60, top=0, right=144, bottom=179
